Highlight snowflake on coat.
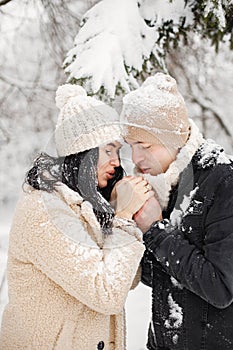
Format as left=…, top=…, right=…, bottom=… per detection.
left=170, top=186, right=199, bottom=228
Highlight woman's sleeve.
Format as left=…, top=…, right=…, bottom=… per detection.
left=13, top=191, right=144, bottom=315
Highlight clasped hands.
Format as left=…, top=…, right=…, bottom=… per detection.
left=111, top=176, right=163, bottom=233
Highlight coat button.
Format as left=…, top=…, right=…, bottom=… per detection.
left=97, top=341, right=104, bottom=349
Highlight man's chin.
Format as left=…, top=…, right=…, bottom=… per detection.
left=135, top=166, right=163, bottom=176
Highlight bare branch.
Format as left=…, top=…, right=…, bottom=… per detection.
left=0, top=267, right=7, bottom=298
left=0, top=119, right=11, bottom=144
left=0, top=72, right=56, bottom=91
left=0, top=0, right=14, bottom=6
left=168, top=49, right=233, bottom=150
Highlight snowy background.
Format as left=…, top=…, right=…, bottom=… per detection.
left=0, top=0, right=232, bottom=349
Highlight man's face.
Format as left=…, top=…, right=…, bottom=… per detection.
left=126, top=138, right=179, bottom=176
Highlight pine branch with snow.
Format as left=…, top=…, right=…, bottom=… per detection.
left=63, top=0, right=156, bottom=100
left=189, top=0, right=233, bottom=51
left=63, top=0, right=232, bottom=101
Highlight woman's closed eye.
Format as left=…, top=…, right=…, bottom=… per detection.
left=106, top=149, right=113, bottom=156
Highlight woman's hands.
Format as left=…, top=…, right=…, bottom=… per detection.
left=112, top=176, right=154, bottom=220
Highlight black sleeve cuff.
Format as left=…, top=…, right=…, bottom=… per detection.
left=143, top=219, right=171, bottom=252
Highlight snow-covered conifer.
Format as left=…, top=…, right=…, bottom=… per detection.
left=64, top=0, right=233, bottom=100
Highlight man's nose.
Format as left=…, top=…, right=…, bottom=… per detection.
left=132, top=148, right=144, bottom=165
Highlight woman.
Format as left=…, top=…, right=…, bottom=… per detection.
left=0, top=84, right=152, bottom=350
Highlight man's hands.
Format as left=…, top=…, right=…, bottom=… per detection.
left=134, top=195, right=163, bottom=233
left=113, top=176, right=154, bottom=220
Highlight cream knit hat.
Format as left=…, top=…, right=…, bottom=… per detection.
left=120, top=73, right=190, bottom=148
left=55, top=84, right=122, bottom=156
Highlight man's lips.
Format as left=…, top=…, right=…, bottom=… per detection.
left=140, top=168, right=151, bottom=174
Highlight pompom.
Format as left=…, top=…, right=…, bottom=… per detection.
left=55, top=84, right=87, bottom=109
left=142, top=73, right=177, bottom=93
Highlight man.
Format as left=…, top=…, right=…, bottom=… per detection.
left=120, top=73, right=233, bottom=350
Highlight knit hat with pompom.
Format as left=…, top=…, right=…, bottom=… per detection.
left=55, top=84, right=122, bottom=156
left=120, top=73, right=190, bottom=148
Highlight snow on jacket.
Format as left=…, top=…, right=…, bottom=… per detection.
left=0, top=183, right=145, bottom=350
left=141, top=122, right=233, bottom=350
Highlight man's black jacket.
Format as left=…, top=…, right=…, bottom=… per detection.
left=142, top=141, right=233, bottom=350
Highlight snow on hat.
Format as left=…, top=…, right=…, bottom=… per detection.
left=55, top=84, right=122, bottom=156
left=120, top=73, right=190, bottom=148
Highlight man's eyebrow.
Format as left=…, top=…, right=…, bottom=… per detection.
left=129, top=141, right=143, bottom=145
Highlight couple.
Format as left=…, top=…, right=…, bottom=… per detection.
left=1, top=73, right=233, bottom=350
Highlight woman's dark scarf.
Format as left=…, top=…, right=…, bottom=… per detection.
left=25, top=149, right=123, bottom=234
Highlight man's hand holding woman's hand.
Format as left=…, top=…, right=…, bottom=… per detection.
left=133, top=196, right=162, bottom=233
left=113, top=176, right=154, bottom=220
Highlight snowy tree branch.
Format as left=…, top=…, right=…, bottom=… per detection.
left=64, top=0, right=232, bottom=100
left=63, top=0, right=157, bottom=99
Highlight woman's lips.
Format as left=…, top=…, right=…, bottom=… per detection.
left=106, top=171, right=115, bottom=179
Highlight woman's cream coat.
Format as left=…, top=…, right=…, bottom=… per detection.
left=0, top=183, right=145, bottom=349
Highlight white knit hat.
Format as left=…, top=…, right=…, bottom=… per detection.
left=55, top=84, right=122, bottom=156
left=120, top=73, right=190, bottom=148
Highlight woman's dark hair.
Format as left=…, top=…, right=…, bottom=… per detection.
left=25, top=148, right=124, bottom=234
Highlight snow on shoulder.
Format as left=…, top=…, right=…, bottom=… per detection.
left=196, top=139, right=231, bottom=169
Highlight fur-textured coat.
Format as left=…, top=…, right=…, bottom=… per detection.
left=0, top=183, right=144, bottom=350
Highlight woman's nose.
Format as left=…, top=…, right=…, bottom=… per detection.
left=110, top=155, right=120, bottom=167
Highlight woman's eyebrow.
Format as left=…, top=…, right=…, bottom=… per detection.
left=105, top=143, right=122, bottom=152
left=107, top=143, right=122, bottom=148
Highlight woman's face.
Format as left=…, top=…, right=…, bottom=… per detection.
left=97, top=141, right=122, bottom=188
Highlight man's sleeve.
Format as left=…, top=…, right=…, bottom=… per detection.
left=141, top=250, right=154, bottom=288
